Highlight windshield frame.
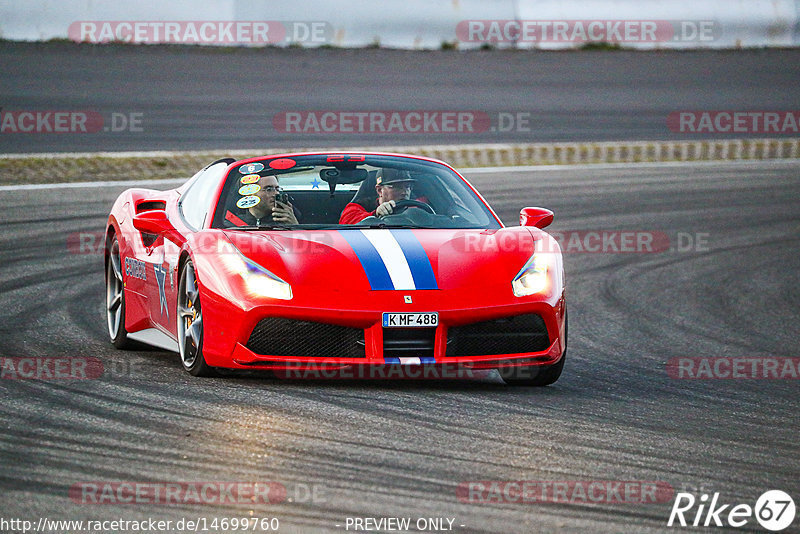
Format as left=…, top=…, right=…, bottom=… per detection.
left=208, top=153, right=503, bottom=231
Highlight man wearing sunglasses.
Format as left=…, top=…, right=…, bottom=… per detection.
left=339, top=168, right=416, bottom=224
left=226, top=175, right=299, bottom=227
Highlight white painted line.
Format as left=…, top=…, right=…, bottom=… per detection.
left=0, top=178, right=186, bottom=192
left=0, top=150, right=253, bottom=159
left=462, top=158, right=800, bottom=174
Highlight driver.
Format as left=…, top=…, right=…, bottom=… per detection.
left=339, top=168, right=416, bottom=224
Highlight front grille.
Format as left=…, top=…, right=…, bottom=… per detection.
left=446, top=314, right=550, bottom=357
left=246, top=318, right=365, bottom=358
left=383, top=328, right=436, bottom=359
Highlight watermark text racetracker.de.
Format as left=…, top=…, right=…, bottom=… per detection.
left=456, top=20, right=720, bottom=44
left=69, top=20, right=332, bottom=45
left=273, top=110, right=543, bottom=134
left=0, top=109, right=143, bottom=134
left=456, top=230, right=708, bottom=254
left=68, top=230, right=340, bottom=256
left=69, top=480, right=325, bottom=507
left=273, top=110, right=606, bottom=134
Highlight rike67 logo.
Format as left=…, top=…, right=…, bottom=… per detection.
left=668, top=490, right=795, bottom=531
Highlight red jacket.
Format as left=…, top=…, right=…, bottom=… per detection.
left=339, top=202, right=375, bottom=224
left=339, top=196, right=429, bottom=224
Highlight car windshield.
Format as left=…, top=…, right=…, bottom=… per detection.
left=210, top=154, right=501, bottom=230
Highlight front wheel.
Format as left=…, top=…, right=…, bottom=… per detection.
left=499, top=352, right=565, bottom=386
left=106, top=235, right=131, bottom=349
left=177, top=259, right=215, bottom=377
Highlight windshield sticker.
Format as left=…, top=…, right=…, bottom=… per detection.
left=238, top=184, right=261, bottom=196
left=240, top=174, right=261, bottom=184
left=236, top=195, right=260, bottom=209
left=239, top=162, right=264, bottom=174
left=269, top=158, right=296, bottom=170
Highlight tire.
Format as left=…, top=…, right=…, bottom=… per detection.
left=177, top=259, right=216, bottom=377
left=106, top=235, right=132, bottom=349
left=500, top=311, right=567, bottom=386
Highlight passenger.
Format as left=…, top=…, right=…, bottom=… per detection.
left=225, top=175, right=299, bottom=226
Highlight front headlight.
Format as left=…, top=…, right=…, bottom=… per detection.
left=218, top=241, right=293, bottom=300
left=511, top=253, right=551, bottom=297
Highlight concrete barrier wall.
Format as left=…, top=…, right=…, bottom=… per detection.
left=1, top=0, right=798, bottom=48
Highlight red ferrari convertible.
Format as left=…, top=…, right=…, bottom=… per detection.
left=105, top=152, right=567, bottom=385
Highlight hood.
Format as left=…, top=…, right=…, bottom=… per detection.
left=223, top=227, right=544, bottom=292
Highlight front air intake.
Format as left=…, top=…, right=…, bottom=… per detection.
left=247, top=318, right=365, bottom=358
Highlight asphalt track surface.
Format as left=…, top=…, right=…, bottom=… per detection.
left=1, top=43, right=800, bottom=153
left=0, top=160, right=798, bottom=533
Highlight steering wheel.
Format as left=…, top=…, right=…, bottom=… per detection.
left=390, top=199, right=435, bottom=215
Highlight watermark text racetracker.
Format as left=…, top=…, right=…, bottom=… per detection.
left=667, top=357, right=800, bottom=380
left=668, top=111, right=800, bottom=134
left=458, top=480, right=674, bottom=504
left=274, top=111, right=491, bottom=134
left=0, top=109, right=143, bottom=134
left=69, top=20, right=332, bottom=45
left=70, top=481, right=287, bottom=505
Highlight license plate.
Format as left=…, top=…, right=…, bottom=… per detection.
left=382, top=312, right=439, bottom=328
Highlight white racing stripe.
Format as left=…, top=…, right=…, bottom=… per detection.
left=359, top=229, right=416, bottom=290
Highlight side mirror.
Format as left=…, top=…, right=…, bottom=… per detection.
left=132, top=210, right=183, bottom=244
left=520, top=207, right=554, bottom=229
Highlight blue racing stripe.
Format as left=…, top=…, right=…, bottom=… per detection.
left=338, top=230, right=394, bottom=290
left=389, top=230, right=438, bottom=290
left=384, top=357, right=401, bottom=364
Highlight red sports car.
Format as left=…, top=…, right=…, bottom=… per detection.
left=105, top=152, right=567, bottom=385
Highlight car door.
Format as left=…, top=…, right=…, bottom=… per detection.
left=143, top=160, right=231, bottom=336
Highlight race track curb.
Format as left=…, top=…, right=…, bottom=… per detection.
left=1, top=137, right=799, bottom=185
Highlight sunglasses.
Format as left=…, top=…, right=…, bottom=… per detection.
left=382, top=182, right=413, bottom=190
